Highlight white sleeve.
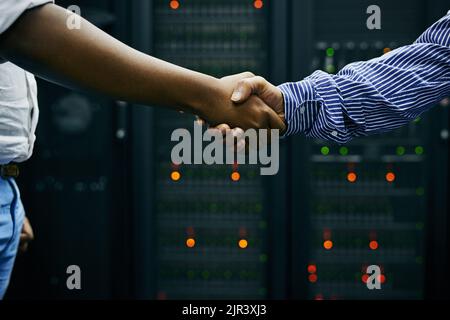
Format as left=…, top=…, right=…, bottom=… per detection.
left=0, top=0, right=54, bottom=34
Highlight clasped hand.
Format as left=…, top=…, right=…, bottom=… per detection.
left=199, top=72, right=286, bottom=141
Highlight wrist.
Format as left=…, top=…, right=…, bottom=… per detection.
left=190, top=77, right=225, bottom=122
left=278, top=79, right=316, bottom=137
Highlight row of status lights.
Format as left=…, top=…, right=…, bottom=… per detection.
left=320, top=145, right=425, bottom=157
left=185, top=237, right=250, bottom=249
left=321, top=239, right=380, bottom=251
left=172, top=169, right=402, bottom=184
left=322, top=229, right=380, bottom=251
left=171, top=170, right=242, bottom=182
left=184, top=226, right=252, bottom=249
left=169, top=0, right=264, bottom=10
left=345, top=171, right=397, bottom=183
left=307, top=264, right=387, bottom=287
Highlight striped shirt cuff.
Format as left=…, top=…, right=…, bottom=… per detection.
left=278, top=80, right=319, bottom=137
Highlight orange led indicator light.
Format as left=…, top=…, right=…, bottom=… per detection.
left=170, top=0, right=180, bottom=10
left=238, top=239, right=248, bottom=249
left=386, top=172, right=396, bottom=183
left=347, top=172, right=357, bottom=183
left=231, top=172, right=241, bottom=182
left=323, top=240, right=333, bottom=250
left=186, top=238, right=196, bottom=248
left=369, top=240, right=379, bottom=250
left=171, top=171, right=181, bottom=181
left=254, top=0, right=264, bottom=9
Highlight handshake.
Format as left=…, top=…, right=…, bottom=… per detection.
left=193, top=72, right=286, bottom=138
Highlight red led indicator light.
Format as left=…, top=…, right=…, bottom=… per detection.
left=308, top=274, right=318, bottom=283
left=347, top=172, right=357, bottom=183
left=369, top=240, right=379, bottom=250
left=362, top=273, right=386, bottom=284
left=307, top=264, right=317, bottom=274
left=170, top=0, right=180, bottom=10
left=253, top=0, right=263, bottom=9
left=361, top=274, right=369, bottom=283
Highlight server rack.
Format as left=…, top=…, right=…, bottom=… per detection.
left=130, top=0, right=291, bottom=300
left=290, top=0, right=449, bottom=299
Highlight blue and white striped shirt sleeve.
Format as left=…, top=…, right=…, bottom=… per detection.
left=278, top=12, right=450, bottom=143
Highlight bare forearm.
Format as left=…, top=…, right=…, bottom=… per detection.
left=0, top=4, right=218, bottom=115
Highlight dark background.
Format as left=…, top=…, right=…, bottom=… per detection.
left=5, top=0, right=450, bottom=300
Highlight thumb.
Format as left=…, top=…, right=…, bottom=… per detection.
left=231, top=79, right=254, bottom=103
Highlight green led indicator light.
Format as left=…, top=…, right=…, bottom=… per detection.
left=326, top=47, right=335, bottom=57
left=259, top=254, right=268, bottom=263
left=339, top=147, right=349, bottom=156
left=414, top=117, right=421, bottom=123
left=187, top=270, right=195, bottom=279
left=321, top=146, right=330, bottom=156
left=396, top=146, right=406, bottom=156
left=202, top=271, right=210, bottom=280
left=415, top=146, right=424, bottom=155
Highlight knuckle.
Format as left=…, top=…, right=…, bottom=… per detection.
left=242, top=71, right=255, bottom=78
left=237, top=79, right=251, bottom=89
left=237, top=79, right=246, bottom=86
left=255, top=76, right=267, bottom=84
left=262, top=105, right=273, bottom=117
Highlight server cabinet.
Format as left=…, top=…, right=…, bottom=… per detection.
left=131, top=0, right=290, bottom=300
left=290, top=0, right=449, bottom=299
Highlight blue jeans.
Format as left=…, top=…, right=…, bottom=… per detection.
left=0, top=178, right=24, bottom=299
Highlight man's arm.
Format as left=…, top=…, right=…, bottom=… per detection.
left=230, top=12, right=450, bottom=143
left=0, top=3, right=285, bottom=131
